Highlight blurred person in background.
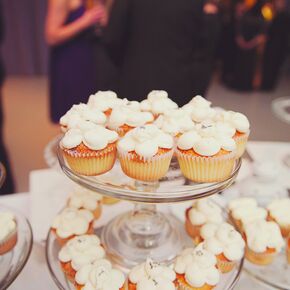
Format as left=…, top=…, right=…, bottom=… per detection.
left=104, top=0, right=214, bottom=105
left=261, top=0, right=290, bottom=90
left=230, top=0, right=267, bottom=91
left=0, top=1, right=14, bottom=194
left=45, top=0, right=107, bottom=123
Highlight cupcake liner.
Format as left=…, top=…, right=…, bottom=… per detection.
left=118, top=149, right=174, bottom=181
left=216, top=257, right=237, bottom=273
left=60, top=261, right=76, bottom=283
left=177, top=278, right=214, bottom=290
left=0, top=227, right=18, bottom=255
left=176, top=150, right=236, bottom=183
left=245, top=246, right=276, bottom=265
left=267, top=215, right=290, bottom=237
left=234, top=132, right=249, bottom=158
left=62, top=143, right=117, bottom=176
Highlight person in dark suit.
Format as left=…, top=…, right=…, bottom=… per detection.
left=103, top=0, right=207, bottom=105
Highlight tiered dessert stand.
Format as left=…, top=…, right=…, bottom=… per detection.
left=0, top=163, right=33, bottom=290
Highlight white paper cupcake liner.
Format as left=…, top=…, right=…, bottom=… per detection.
left=245, top=245, right=277, bottom=265
left=234, top=131, right=249, bottom=158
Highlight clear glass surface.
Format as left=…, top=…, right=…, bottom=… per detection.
left=0, top=205, right=33, bottom=290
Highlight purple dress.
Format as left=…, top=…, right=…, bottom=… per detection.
left=49, top=4, right=97, bottom=123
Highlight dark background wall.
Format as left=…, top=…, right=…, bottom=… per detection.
left=2, top=0, right=48, bottom=75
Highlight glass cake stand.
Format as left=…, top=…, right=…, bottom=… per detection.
left=0, top=205, right=33, bottom=290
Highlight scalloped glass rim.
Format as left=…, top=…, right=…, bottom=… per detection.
left=57, top=145, right=242, bottom=203
left=0, top=205, right=33, bottom=290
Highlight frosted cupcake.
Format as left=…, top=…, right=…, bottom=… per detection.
left=128, top=258, right=176, bottom=290
left=201, top=223, right=245, bottom=273
left=244, top=220, right=284, bottom=265
left=174, top=244, right=220, bottom=290
left=267, top=198, right=290, bottom=237
left=117, top=124, right=174, bottom=181
left=140, top=90, right=178, bottom=118
left=228, top=198, right=267, bottom=232
left=215, top=111, right=250, bottom=158
left=60, top=103, right=107, bottom=132
left=0, top=212, right=17, bottom=255
left=60, top=126, right=118, bottom=176
left=87, top=91, right=125, bottom=116
left=58, top=234, right=105, bottom=282
left=176, top=130, right=236, bottom=182
left=107, top=106, right=154, bottom=136
left=185, top=198, right=223, bottom=244
left=75, top=259, right=126, bottom=290
left=51, top=208, right=94, bottom=246
left=68, top=186, right=103, bottom=219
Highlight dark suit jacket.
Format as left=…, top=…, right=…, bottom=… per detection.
left=104, top=0, right=205, bottom=105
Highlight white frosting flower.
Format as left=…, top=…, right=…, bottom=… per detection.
left=140, top=91, right=178, bottom=115
left=117, top=124, right=174, bottom=159
left=52, top=208, right=94, bottom=239
left=201, top=223, right=245, bottom=261
left=228, top=198, right=257, bottom=211
left=75, top=259, right=125, bottom=290
left=0, top=212, right=16, bottom=241
left=267, top=198, right=290, bottom=227
left=215, top=111, right=250, bottom=133
left=244, top=220, right=284, bottom=253
left=60, top=126, right=118, bottom=150
left=129, top=259, right=176, bottom=290
left=87, top=91, right=125, bottom=112
left=68, top=187, right=102, bottom=211
left=174, top=244, right=219, bottom=288
left=188, top=198, right=223, bottom=226
left=58, top=235, right=105, bottom=271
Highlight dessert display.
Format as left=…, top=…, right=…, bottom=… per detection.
left=185, top=199, right=223, bottom=244
left=51, top=208, right=94, bottom=246
left=117, top=124, right=174, bottom=181
left=0, top=212, right=17, bottom=255
left=60, top=126, right=118, bottom=176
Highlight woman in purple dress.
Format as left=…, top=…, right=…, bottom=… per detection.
left=45, top=0, right=107, bottom=123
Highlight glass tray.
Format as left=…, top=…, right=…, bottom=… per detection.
left=0, top=205, right=33, bottom=290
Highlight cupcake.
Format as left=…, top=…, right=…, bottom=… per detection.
left=87, top=91, right=125, bottom=116
left=228, top=198, right=267, bottom=232
left=140, top=90, right=178, bottom=118
left=174, top=244, right=220, bottom=290
left=267, top=198, right=290, bottom=237
left=60, top=103, right=107, bottom=132
left=68, top=186, right=103, bottom=219
left=201, top=223, right=245, bottom=273
left=0, top=212, right=17, bottom=255
left=117, top=124, right=174, bottom=181
left=107, top=105, right=154, bottom=136
left=58, top=234, right=105, bottom=282
left=51, top=208, right=94, bottom=246
left=185, top=198, right=223, bottom=244
left=60, top=126, right=118, bottom=176
left=215, top=111, right=250, bottom=158
left=128, top=258, right=176, bottom=290
left=176, top=130, right=236, bottom=182
left=244, top=220, right=284, bottom=265
left=75, top=259, right=126, bottom=290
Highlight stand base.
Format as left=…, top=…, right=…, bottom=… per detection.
left=101, top=210, right=191, bottom=270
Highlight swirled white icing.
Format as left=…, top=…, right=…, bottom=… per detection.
left=68, top=186, right=102, bottom=211
left=174, top=244, right=219, bottom=288
left=228, top=198, right=257, bottom=211
left=60, top=126, right=118, bottom=150
left=87, top=91, right=125, bottom=112
left=58, top=235, right=105, bottom=271
left=215, top=111, right=250, bottom=133
left=231, top=204, right=267, bottom=225
left=154, top=109, right=195, bottom=136
left=117, top=124, right=174, bottom=158
left=129, top=258, right=176, bottom=290
left=267, top=198, right=290, bottom=227
left=52, top=208, right=94, bottom=239
left=201, top=223, right=245, bottom=261
left=140, top=91, right=178, bottom=115
left=188, top=198, right=223, bottom=226
left=0, top=212, right=16, bottom=241
left=75, top=259, right=125, bottom=290
left=244, top=220, right=284, bottom=253
left=107, top=106, right=154, bottom=130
